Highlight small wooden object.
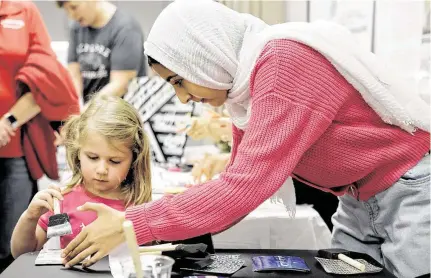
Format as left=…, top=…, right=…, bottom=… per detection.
left=318, top=249, right=365, bottom=272
left=123, top=220, right=143, bottom=278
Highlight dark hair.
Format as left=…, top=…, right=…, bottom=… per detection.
left=147, top=56, right=160, bottom=67
left=56, top=1, right=67, bottom=8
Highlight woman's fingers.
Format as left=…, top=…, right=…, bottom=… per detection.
left=65, top=237, right=92, bottom=262
left=82, top=250, right=105, bottom=268
left=62, top=204, right=126, bottom=267
left=62, top=230, right=88, bottom=260
left=65, top=244, right=96, bottom=268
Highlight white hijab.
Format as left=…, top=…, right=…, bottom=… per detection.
left=144, top=0, right=430, bottom=215
left=144, top=0, right=267, bottom=129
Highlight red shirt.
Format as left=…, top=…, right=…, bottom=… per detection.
left=39, top=185, right=125, bottom=249
left=126, top=39, right=430, bottom=245
left=0, top=1, right=79, bottom=178
left=0, top=1, right=39, bottom=157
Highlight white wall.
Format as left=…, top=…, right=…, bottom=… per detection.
left=374, top=0, right=426, bottom=77
left=285, top=0, right=308, bottom=22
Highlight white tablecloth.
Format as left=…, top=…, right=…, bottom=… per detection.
left=153, top=189, right=332, bottom=250
left=212, top=202, right=332, bottom=250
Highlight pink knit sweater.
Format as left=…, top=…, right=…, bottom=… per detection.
left=127, top=39, right=430, bottom=245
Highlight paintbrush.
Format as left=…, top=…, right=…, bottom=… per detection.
left=46, top=197, right=72, bottom=239
left=139, top=243, right=208, bottom=257
left=140, top=243, right=212, bottom=270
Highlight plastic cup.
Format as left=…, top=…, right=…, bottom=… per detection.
left=120, top=254, right=175, bottom=278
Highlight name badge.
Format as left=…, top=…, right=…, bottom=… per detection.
left=1, top=19, right=25, bottom=29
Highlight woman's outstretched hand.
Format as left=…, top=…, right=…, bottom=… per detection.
left=61, top=202, right=126, bottom=268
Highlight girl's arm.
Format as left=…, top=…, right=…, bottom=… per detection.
left=11, top=185, right=63, bottom=258
left=11, top=211, right=47, bottom=258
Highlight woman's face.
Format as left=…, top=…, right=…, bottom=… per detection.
left=151, top=63, right=228, bottom=107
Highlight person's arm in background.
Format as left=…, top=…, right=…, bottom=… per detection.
left=0, top=2, right=56, bottom=147
left=4, top=92, right=41, bottom=128
left=68, top=63, right=82, bottom=99
left=9, top=3, right=79, bottom=148
left=97, top=24, right=144, bottom=98
left=67, top=24, right=83, bottom=98
left=15, top=2, right=79, bottom=117
left=0, top=90, right=41, bottom=147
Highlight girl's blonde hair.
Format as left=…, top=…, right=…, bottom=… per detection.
left=62, top=96, right=152, bottom=207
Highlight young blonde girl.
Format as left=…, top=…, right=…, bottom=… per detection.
left=11, top=96, right=152, bottom=258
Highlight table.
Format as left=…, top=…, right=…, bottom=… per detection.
left=1, top=250, right=395, bottom=278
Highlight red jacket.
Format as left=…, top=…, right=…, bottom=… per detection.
left=0, top=1, right=79, bottom=180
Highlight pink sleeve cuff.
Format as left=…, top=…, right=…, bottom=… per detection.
left=125, top=204, right=155, bottom=245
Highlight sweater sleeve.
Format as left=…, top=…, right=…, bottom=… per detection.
left=126, top=40, right=343, bottom=245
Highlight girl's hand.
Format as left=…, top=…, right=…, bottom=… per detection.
left=26, top=185, right=63, bottom=220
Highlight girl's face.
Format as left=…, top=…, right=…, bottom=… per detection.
left=79, top=131, right=133, bottom=199
left=151, top=63, right=228, bottom=107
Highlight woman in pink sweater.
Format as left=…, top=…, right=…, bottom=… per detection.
left=62, top=1, right=430, bottom=276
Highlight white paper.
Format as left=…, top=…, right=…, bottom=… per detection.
left=109, top=243, right=131, bottom=278
left=35, top=249, right=64, bottom=265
